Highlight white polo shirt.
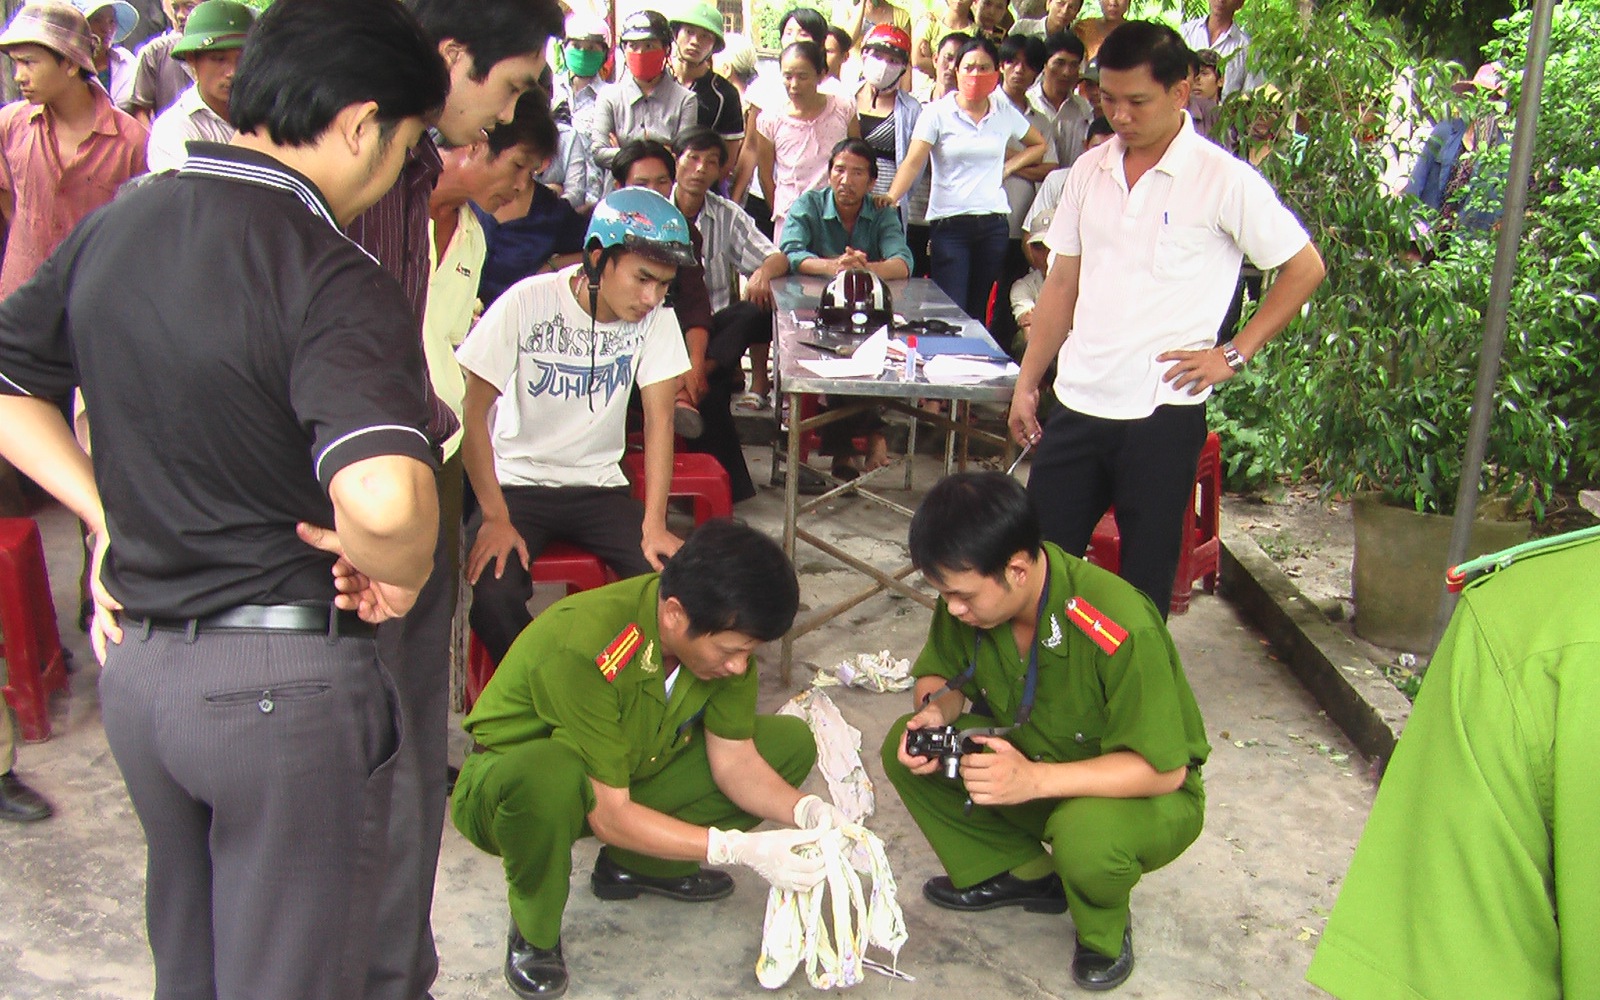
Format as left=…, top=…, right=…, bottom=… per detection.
left=912, top=94, right=1031, bottom=220
left=1043, top=113, right=1309, bottom=420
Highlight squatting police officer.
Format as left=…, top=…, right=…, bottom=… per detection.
left=883, top=471, right=1211, bottom=992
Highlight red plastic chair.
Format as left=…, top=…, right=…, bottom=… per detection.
left=0, top=518, right=68, bottom=741
left=1084, top=433, right=1222, bottom=616
left=622, top=451, right=733, bottom=524
left=464, top=541, right=616, bottom=708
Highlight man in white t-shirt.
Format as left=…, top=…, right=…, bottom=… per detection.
left=458, top=188, right=696, bottom=662
left=1008, top=21, right=1324, bottom=616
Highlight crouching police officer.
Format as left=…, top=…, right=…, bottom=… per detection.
left=882, top=472, right=1210, bottom=992
left=452, top=519, right=843, bottom=998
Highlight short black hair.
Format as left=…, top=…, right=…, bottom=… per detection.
left=909, top=472, right=1042, bottom=584
left=778, top=5, right=828, bottom=46
left=611, top=138, right=676, bottom=186
left=659, top=520, right=798, bottom=641
left=407, top=0, right=563, bottom=82
left=955, top=35, right=1000, bottom=70
left=673, top=125, right=728, bottom=168
left=1043, top=30, right=1085, bottom=61
left=1086, top=115, right=1114, bottom=140
left=486, top=85, right=558, bottom=159
left=826, top=25, right=852, bottom=55
left=1097, top=20, right=1191, bottom=89
left=937, top=31, right=971, bottom=57
left=780, top=39, right=826, bottom=77
left=231, top=0, right=450, bottom=147
left=999, top=34, right=1046, bottom=73
left=828, top=137, right=878, bottom=179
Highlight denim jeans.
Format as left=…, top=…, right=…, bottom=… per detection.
left=929, top=212, right=1011, bottom=324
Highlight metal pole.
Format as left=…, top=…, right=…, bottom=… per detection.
left=1429, top=0, right=1558, bottom=654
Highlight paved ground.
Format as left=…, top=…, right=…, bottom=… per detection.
left=3, top=447, right=1372, bottom=999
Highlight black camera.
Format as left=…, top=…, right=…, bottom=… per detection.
left=905, top=726, right=979, bottom=780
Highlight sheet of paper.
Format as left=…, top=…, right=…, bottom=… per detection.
left=921, top=354, right=1020, bottom=384
left=797, top=326, right=891, bottom=378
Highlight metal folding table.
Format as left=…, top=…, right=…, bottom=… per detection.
left=770, top=275, right=1018, bottom=681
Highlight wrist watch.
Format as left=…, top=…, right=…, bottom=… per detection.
left=1220, top=341, right=1246, bottom=372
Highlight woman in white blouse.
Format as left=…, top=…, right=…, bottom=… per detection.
left=882, top=35, right=1045, bottom=322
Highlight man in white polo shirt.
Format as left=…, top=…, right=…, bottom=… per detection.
left=1008, top=20, right=1323, bottom=615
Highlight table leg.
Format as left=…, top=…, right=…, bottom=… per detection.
left=780, top=390, right=802, bottom=684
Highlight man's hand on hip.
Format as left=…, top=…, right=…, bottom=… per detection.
left=1157, top=345, right=1237, bottom=395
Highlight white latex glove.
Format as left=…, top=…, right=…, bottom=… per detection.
left=793, top=794, right=850, bottom=830
left=706, top=826, right=828, bottom=892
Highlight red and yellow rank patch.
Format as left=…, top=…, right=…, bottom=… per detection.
left=596, top=623, right=644, bottom=683
left=1064, top=597, right=1128, bottom=656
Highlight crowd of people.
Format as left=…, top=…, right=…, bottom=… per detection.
left=29, top=0, right=1557, bottom=997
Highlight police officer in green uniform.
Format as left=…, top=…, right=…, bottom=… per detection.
left=1307, top=525, right=1600, bottom=1000
left=881, top=472, right=1210, bottom=992
left=452, top=520, right=848, bottom=999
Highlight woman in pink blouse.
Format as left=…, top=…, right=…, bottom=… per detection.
left=754, top=40, right=859, bottom=233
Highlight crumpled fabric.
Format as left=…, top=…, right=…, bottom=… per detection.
left=813, top=650, right=913, bottom=694
left=778, top=689, right=874, bottom=823
left=755, top=824, right=908, bottom=990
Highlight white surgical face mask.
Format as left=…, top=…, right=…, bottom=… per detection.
left=861, top=53, right=907, bottom=92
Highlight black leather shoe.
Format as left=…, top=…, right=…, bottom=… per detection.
left=590, top=849, right=734, bottom=902
left=922, top=871, right=1067, bottom=913
left=505, top=922, right=566, bottom=999
left=0, top=771, right=53, bottom=823
left=1072, top=927, right=1134, bottom=992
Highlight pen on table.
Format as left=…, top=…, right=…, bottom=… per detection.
left=1006, top=440, right=1033, bottom=476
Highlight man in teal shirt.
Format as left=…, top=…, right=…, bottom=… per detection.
left=883, top=472, right=1209, bottom=992
left=453, top=520, right=842, bottom=998
left=1307, top=527, right=1600, bottom=1000
left=779, top=137, right=913, bottom=279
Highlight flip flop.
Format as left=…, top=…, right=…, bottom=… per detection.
left=673, top=402, right=705, bottom=439
left=733, top=390, right=770, bottom=411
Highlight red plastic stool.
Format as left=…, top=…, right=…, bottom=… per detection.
left=1083, top=433, right=1222, bottom=616
left=0, top=517, right=68, bottom=741
left=464, top=541, right=617, bottom=708
left=622, top=452, right=733, bottom=524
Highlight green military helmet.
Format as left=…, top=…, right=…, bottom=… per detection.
left=669, top=1, right=725, bottom=53
left=172, top=0, right=255, bottom=57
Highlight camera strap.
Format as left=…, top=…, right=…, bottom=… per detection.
left=921, top=554, right=1052, bottom=728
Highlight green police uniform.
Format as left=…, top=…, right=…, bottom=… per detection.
left=451, top=574, right=817, bottom=949
left=881, top=542, right=1210, bottom=956
left=1307, top=527, right=1600, bottom=1000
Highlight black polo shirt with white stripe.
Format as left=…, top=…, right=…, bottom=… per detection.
left=0, top=142, right=436, bottom=618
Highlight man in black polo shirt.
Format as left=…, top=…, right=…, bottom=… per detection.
left=0, top=0, right=448, bottom=995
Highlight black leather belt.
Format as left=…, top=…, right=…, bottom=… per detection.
left=125, top=603, right=375, bottom=639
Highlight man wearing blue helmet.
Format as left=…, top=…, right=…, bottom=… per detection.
left=457, top=186, right=697, bottom=665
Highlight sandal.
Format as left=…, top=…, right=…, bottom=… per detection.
left=733, top=390, right=770, bottom=411
left=673, top=401, right=705, bottom=439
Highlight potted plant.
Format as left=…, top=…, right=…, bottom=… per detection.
left=1209, top=0, right=1580, bottom=650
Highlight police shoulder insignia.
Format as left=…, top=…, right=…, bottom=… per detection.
left=596, top=624, right=644, bottom=682
left=1064, top=597, right=1128, bottom=656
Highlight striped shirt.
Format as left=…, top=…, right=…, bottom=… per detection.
left=347, top=135, right=459, bottom=447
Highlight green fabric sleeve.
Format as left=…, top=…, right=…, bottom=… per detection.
left=1307, top=600, right=1559, bottom=1000
left=1096, top=626, right=1208, bottom=775
left=528, top=637, right=634, bottom=790
left=702, top=660, right=759, bottom=741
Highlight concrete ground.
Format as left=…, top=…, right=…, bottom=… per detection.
left=3, top=445, right=1373, bottom=1000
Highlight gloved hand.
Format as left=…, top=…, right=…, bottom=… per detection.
left=792, top=794, right=851, bottom=830
left=706, top=826, right=828, bottom=892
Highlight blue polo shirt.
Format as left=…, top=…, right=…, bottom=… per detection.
left=778, top=188, right=915, bottom=273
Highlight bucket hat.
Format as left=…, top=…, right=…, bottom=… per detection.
left=70, top=0, right=137, bottom=44
left=0, top=2, right=96, bottom=75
